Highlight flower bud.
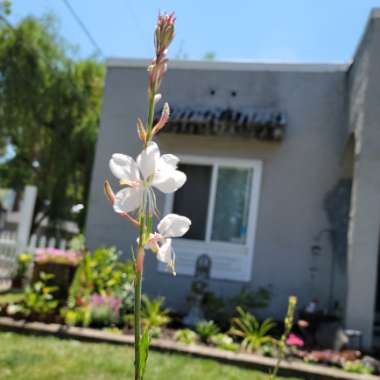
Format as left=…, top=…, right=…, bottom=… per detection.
left=104, top=180, right=115, bottom=204
left=104, top=180, right=139, bottom=226
left=154, top=93, right=162, bottom=104
left=154, top=12, right=175, bottom=60
left=152, top=102, right=170, bottom=135
left=136, top=117, right=147, bottom=144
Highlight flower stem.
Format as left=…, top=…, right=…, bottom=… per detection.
left=134, top=266, right=143, bottom=380
left=269, top=296, right=297, bottom=380
left=134, top=209, right=145, bottom=380
left=145, top=92, right=156, bottom=143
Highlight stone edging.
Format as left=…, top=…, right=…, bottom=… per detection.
left=0, top=317, right=377, bottom=380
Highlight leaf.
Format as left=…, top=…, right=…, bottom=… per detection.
left=140, top=328, right=151, bottom=379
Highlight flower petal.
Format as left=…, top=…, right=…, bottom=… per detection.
left=157, top=238, right=175, bottom=269
left=113, top=187, right=144, bottom=213
left=159, top=154, right=179, bottom=170
left=152, top=169, right=187, bottom=193
left=137, top=141, right=160, bottom=180
left=157, top=214, right=191, bottom=238
left=109, top=154, right=140, bottom=181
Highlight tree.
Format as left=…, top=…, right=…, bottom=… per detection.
left=0, top=14, right=104, bottom=234
left=203, top=51, right=216, bottom=61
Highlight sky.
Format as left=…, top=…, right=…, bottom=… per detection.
left=7, top=1, right=380, bottom=63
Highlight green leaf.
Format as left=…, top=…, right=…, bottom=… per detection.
left=140, top=328, right=151, bottom=379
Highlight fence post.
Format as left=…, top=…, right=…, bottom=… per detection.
left=16, top=185, right=37, bottom=254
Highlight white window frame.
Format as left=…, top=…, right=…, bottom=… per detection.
left=159, top=155, right=263, bottom=282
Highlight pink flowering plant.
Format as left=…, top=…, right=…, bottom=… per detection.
left=34, top=247, right=82, bottom=266
left=104, top=13, right=191, bottom=380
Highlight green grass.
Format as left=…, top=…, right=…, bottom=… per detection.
left=0, top=332, right=301, bottom=380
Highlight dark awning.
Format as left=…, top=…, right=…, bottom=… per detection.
left=154, top=106, right=286, bottom=141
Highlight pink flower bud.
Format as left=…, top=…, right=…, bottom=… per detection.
left=152, top=102, right=170, bottom=135
left=154, top=12, right=176, bottom=59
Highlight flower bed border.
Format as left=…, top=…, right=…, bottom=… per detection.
left=0, top=317, right=376, bottom=380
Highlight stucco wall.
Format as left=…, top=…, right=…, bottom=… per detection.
left=345, top=10, right=380, bottom=348
left=86, top=61, right=347, bottom=319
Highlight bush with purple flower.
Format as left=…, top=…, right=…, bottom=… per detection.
left=34, top=247, right=82, bottom=266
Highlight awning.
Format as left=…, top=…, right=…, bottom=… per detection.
left=154, top=106, right=286, bottom=141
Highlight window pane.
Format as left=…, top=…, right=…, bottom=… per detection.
left=211, top=167, right=253, bottom=244
left=172, top=164, right=212, bottom=240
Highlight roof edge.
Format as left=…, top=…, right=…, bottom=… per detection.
left=107, top=58, right=348, bottom=73
left=350, top=8, right=380, bottom=68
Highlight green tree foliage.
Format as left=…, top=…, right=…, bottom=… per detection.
left=0, top=1, right=12, bottom=17
left=0, top=14, right=104, bottom=232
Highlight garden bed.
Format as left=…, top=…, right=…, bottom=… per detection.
left=0, top=316, right=377, bottom=380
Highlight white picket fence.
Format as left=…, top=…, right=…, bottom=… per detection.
left=0, top=231, right=68, bottom=289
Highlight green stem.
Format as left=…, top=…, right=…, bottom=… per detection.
left=134, top=268, right=142, bottom=380
left=134, top=210, right=145, bottom=380
left=145, top=92, right=156, bottom=142
left=269, top=344, right=284, bottom=380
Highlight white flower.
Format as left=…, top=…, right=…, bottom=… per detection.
left=109, top=141, right=186, bottom=213
left=147, top=213, right=191, bottom=274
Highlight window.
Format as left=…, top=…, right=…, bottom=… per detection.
left=172, top=164, right=211, bottom=240
left=172, top=165, right=252, bottom=244
left=162, top=156, right=262, bottom=282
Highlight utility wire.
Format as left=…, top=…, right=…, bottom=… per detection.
left=62, top=0, right=104, bottom=57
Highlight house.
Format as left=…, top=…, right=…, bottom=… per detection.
left=86, top=9, right=380, bottom=350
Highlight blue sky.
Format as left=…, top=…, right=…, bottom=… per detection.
left=7, top=1, right=380, bottom=62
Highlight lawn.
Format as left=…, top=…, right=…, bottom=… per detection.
left=0, top=332, right=301, bottom=380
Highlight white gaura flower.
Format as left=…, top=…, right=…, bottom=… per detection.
left=147, top=213, right=191, bottom=274
left=109, top=142, right=186, bottom=214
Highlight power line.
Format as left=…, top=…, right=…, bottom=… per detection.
left=62, top=0, right=104, bottom=57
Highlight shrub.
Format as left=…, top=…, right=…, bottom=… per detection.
left=66, top=246, right=134, bottom=324
left=229, top=307, right=276, bottom=352
left=34, top=248, right=82, bottom=266
left=22, top=272, right=58, bottom=316
left=68, top=247, right=133, bottom=304
left=203, top=286, right=272, bottom=329
left=89, top=293, right=122, bottom=327
left=195, top=320, right=220, bottom=343
left=174, top=329, right=198, bottom=345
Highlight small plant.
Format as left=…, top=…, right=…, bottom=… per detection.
left=210, top=333, right=238, bottom=352
left=343, top=360, right=375, bottom=375
left=103, top=326, right=123, bottom=335
left=230, top=307, right=276, bottom=352
left=89, top=293, right=122, bottom=327
left=174, top=329, right=198, bottom=345
left=16, top=253, right=33, bottom=277
left=195, top=320, right=220, bottom=343
left=270, top=296, right=297, bottom=380
left=22, top=272, right=58, bottom=316
left=259, top=343, right=277, bottom=357
left=61, top=306, right=91, bottom=327
left=141, top=296, right=171, bottom=333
